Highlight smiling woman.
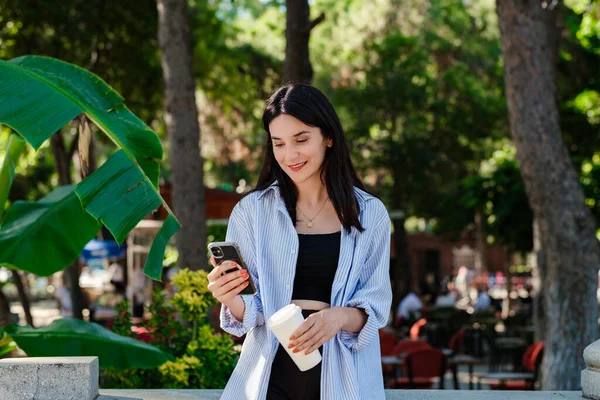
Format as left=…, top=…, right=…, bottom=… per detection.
left=206, top=84, right=392, bottom=400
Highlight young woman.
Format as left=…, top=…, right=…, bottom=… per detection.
left=207, top=84, right=392, bottom=400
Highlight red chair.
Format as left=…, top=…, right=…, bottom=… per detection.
left=379, top=330, right=397, bottom=356
left=409, top=318, right=427, bottom=340
left=486, top=341, right=545, bottom=390
left=448, top=329, right=466, bottom=354
left=389, top=348, right=448, bottom=389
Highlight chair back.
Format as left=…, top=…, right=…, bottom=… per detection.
left=448, top=329, right=466, bottom=353
left=379, top=330, right=397, bottom=356
left=410, top=318, right=427, bottom=340
left=404, top=348, right=447, bottom=389
left=526, top=341, right=545, bottom=371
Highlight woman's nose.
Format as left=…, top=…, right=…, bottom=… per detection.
left=286, top=146, right=299, bottom=160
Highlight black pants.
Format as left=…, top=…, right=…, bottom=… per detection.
left=266, top=310, right=322, bottom=400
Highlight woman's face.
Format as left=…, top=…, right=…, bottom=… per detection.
left=269, top=114, right=332, bottom=185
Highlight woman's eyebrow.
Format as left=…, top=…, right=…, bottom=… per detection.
left=271, top=130, right=311, bottom=141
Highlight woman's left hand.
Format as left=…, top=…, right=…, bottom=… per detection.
left=288, top=307, right=347, bottom=355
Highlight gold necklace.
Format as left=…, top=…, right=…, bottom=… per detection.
left=297, top=197, right=329, bottom=228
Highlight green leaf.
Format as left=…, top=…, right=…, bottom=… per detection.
left=0, top=134, right=25, bottom=216
left=75, top=150, right=180, bottom=277
left=0, top=56, right=180, bottom=279
left=2, top=319, right=173, bottom=370
left=0, top=333, right=16, bottom=359
left=145, top=215, right=180, bottom=280
left=76, top=150, right=160, bottom=243
left=0, top=185, right=100, bottom=276
left=0, top=55, right=161, bottom=185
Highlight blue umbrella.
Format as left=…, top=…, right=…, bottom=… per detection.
left=81, top=239, right=126, bottom=261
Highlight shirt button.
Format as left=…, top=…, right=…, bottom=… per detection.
left=286, top=284, right=291, bottom=290
left=291, top=249, right=296, bottom=254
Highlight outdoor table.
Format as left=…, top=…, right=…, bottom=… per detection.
left=479, top=371, right=535, bottom=389
left=448, top=354, right=485, bottom=390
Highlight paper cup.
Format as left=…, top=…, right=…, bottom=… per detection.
left=267, top=304, right=322, bottom=371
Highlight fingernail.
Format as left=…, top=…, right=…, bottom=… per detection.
left=289, top=336, right=295, bottom=341
left=305, top=351, right=310, bottom=355
left=288, top=343, right=293, bottom=349
left=293, top=349, right=299, bottom=353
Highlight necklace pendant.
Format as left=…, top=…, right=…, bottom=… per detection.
left=307, top=221, right=314, bottom=228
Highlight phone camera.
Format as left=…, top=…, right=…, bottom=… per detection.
left=211, top=246, right=223, bottom=257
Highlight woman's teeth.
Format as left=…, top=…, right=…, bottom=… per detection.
left=289, top=162, right=307, bottom=171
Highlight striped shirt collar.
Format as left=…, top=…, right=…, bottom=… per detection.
left=255, top=180, right=374, bottom=212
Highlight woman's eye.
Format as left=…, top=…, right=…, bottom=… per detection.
left=274, top=143, right=284, bottom=148
left=297, top=139, right=308, bottom=143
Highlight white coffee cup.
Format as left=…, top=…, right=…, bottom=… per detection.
left=267, top=304, right=322, bottom=371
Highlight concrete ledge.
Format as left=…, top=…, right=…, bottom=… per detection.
left=0, top=357, right=99, bottom=400
left=583, top=339, right=600, bottom=399
left=99, top=389, right=583, bottom=399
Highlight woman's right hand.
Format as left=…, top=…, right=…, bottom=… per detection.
left=207, top=257, right=250, bottom=306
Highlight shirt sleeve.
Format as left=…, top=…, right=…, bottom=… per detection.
left=219, top=200, right=265, bottom=337
left=339, top=208, right=392, bottom=352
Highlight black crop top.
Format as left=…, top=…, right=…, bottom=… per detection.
left=291, top=231, right=341, bottom=303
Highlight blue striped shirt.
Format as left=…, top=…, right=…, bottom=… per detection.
left=219, top=182, right=392, bottom=400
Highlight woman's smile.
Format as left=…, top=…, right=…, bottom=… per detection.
left=288, top=161, right=307, bottom=172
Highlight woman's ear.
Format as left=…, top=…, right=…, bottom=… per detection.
left=326, top=138, right=333, bottom=147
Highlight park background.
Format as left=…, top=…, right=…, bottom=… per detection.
left=1, top=0, right=600, bottom=394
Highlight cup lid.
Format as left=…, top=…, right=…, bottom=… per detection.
left=267, top=304, right=301, bottom=330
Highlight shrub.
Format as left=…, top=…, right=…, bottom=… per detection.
left=101, top=269, right=239, bottom=389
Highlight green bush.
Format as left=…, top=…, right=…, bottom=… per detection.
left=101, top=268, right=239, bottom=389
left=207, top=222, right=228, bottom=245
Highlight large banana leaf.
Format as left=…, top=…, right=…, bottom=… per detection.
left=0, top=134, right=25, bottom=216
left=0, top=56, right=180, bottom=278
left=76, top=150, right=179, bottom=279
left=0, top=185, right=100, bottom=276
left=0, top=56, right=161, bottom=186
left=2, top=319, right=173, bottom=370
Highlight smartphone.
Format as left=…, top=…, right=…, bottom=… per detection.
left=208, top=241, right=257, bottom=296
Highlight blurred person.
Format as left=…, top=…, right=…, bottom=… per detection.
left=435, top=282, right=457, bottom=308
left=107, top=257, right=125, bottom=294
left=473, top=284, right=492, bottom=313
left=419, top=272, right=438, bottom=305
left=455, top=265, right=469, bottom=298
left=128, top=266, right=145, bottom=319
left=206, top=84, right=392, bottom=400
left=395, top=290, right=423, bottom=326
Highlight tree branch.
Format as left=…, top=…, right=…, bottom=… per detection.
left=306, top=13, right=325, bottom=34
left=68, top=131, right=80, bottom=161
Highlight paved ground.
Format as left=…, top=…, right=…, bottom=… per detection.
left=10, top=299, right=61, bottom=327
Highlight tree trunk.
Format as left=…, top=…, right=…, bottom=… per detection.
left=0, top=286, right=11, bottom=329
left=157, top=0, right=207, bottom=271
left=284, top=0, right=324, bottom=84
left=12, top=271, right=34, bottom=326
left=497, top=1, right=600, bottom=389
left=50, top=131, right=85, bottom=319
left=531, top=218, right=546, bottom=343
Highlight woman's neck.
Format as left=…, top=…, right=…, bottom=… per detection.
left=295, top=176, right=328, bottom=208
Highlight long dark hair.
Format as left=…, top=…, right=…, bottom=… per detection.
left=250, top=84, right=366, bottom=233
